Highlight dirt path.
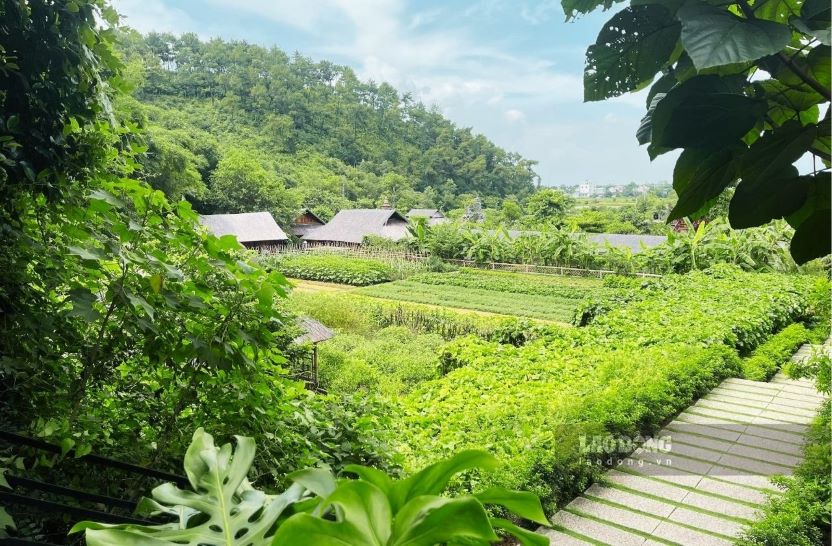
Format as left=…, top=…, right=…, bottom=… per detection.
left=287, top=278, right=357, bottom=293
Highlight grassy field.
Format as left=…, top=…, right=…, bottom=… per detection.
left=356, top=280, right=580, bottom=322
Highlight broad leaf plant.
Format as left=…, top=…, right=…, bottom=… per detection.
left=570, top=0, right=831, bottom=263
left=72, top=429, right=550, bottom=546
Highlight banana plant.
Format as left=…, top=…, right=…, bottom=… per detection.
left=72, top=430, right=551, bottom=545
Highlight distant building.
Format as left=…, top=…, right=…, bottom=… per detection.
left=406, top=208, right=447, bottom=226
left=302, top=209, right=410, bottom=245
left=577, top=182, right=596, bottom=198
left=198, top=212, right=289, bottom=249
left=292, top=209, right=325, bottom=238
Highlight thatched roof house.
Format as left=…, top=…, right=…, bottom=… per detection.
left=587, top=233, right=667, bottom=253
left=406, top=208, right=447, bottom=226
left=302, top=209, right=410, bottom=245
left=198, top=212, right=289, bottom=248
left=292, top=209, right=325, bottom=238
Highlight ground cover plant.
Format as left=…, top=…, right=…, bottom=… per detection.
left=741, top=323, right=812, bottom=381
left=317, top=326, right=446, bottom=397
left=408, top=268, right=607, bottom=300
left=263, top=254, right=396, bottom=286
left=357, top=281, right=580, bottom=322
left=393, top=266, right=826, bottom=512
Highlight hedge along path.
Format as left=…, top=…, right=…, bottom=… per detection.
left=539, top=342, right=828, bottom=546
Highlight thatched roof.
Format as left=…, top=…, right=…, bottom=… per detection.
left=294, top=317, right=335, bottom=344
left=199, top=212, right=288, bottom=243
left=302, top=209, right=410, bottom=244
left=587, top=233, right=667, bottom=253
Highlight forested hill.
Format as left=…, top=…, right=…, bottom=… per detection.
left=115, top=31, right=539, bottom=223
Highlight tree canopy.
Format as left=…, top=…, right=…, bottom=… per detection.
left=114, top=31, right=540, bottom=216
left=572, top=0, right=831, bottom=263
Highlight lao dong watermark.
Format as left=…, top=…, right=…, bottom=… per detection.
left=579, top=433, right=673, bottom=468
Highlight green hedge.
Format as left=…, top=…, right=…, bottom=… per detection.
left=742, top=323, right=812, bottom=381
left=264, top=254, right=395, bottom=286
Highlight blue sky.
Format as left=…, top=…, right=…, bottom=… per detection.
left=112, top=0, right=681, bottom=186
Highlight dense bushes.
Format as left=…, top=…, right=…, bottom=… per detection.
left=317, top=327, right=445, bottom=396
left=742, top=323, right=812, bottom=381
left=408, top=268, right=605, bottom=299
left=395, top=266, right=820, bottom=511
left=263, top=254, right=396, bottom=285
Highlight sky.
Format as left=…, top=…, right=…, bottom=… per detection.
left=111, top=0, right=681, bottom=187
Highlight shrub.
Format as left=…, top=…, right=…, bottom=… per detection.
left=742, top=323, right=812, bottom=381
left=263, top=254, right=395, bottom=285
left=736, top=401, right=830, bottom=546
left=318, top=327, right=445, bottom=396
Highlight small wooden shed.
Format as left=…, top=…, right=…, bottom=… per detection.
left=293, top=317, right=335, bottom=389
left=292, top=209, right=326, bottom=238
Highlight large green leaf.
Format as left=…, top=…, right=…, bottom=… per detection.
left=271, top=514, right=371, bottom=546
left=474, top=487, right=549, bottom=526
left=388, top=496, right=499, bottom=546
left=754, top=0, right=802, bottom=23
left=740, top=121, right=819, bottom=183
left=489, top=518, right=549, bottom=546
left=71, top=429, right=305, bottom=546
left=584, top=5, right=680, bottom=101
left=790, top=209, right=832, bottom=263
left=787, top=172, right=831, bottom=228
left=729, top=165, right=808, bottom=228
left=668, top=147, right=742, bottom=220
left=678, top=1, right=792, bottom=70
left=388, top=450, right=498, bottom=512
left=648, top=76, right=765, bottom=155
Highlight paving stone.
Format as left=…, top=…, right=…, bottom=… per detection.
left=705, top=465, right=778, bottom=490
left=763, top=401, right=818, bottom=418
left=585, top=484, right=675, bottom=518
left=706, top=393, right=772, bottom=409
left=679, top=490, right=761, bottom=520
left=742, top=424, right=805, bottom=444
left=696, top=399, right=763, bottom=416
left=765, top=395, right=825, bottom=411
left=538, top=527, right=595, bottom=545
left=695, top=477, right=770, bottom=505
left=710, top=386, right=774, bottom=403
left=632, top=449, right=713, bottom=475
left=652, top=520, right=733, bottom=546
left=620, top=458, right=703, bottom=488
left=750, top=416, right=809, bottom=432
left=757, top=409, right=812, bottom=425
left=567, top=497, right=661, bottom=534
left=667, top=505, right=744, bottom=537
left=665, top=420, right=742, bottom=443
left=604, top=470, right=689, bottom=502
left=551, top=510, right=645, bottom=546
left=687, top=406, right=757, bottom=424
left=661, top=430, right=734, bottom=454
left=734, top=433, right=803, bottom=456
left=664, top=441, right=723, bottom=463
left=727, top=443, right=802, bottom=468
left=771, top=390, right=826, bottom=405
left=717, top=453, right=794, bottom=476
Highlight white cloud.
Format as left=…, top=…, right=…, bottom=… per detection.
left=505, top=109, right=526, bottom=122
left=113, top=0, right=200, bottom=35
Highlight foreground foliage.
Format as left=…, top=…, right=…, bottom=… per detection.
left=73, top=428, right=550, bottom=546
left=571, top=0, right=831, bottom=262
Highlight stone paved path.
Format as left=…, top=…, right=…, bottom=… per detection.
left=540, top=343, right=828, bottom=545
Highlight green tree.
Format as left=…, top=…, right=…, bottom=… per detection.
left=208, top=147, right=298, bottom=225
left=525, top=188, right=574, bottom=226
left=571, top=0, right=831, bottom=262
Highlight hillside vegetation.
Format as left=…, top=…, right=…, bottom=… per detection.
left=114, top=31, right=538, bottom=224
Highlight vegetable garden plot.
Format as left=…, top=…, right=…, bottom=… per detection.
left=393, top=266, right=827, bottom=513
